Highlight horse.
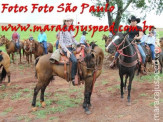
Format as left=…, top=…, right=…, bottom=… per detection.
left=159, top=38, right=163, bottom=73
left=106, top=32, right=140, bottom=105
left=0, top=51, right=11, bottom=86
left=29, top=40, right=53, bottom=59
left=31, top=43, right=104, bottom=114
left=102, top=34, right=112, bottom=47
left=0, top=35, right=24, bottom=64
left=24, top=39, right=33, bottom=64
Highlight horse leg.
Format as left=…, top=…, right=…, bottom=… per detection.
left=30, top=54, right=32, bottom=63
left=12, top=53, right=15, bottom=64
left=19, top=50, right=22, bottom=63
left=127, top=74, right=134, bottom=105
left=124, top=75, right=128, bottom=91
left=120, top=74, right=124, bottom=99
left=83, top=77, right=93, bottom=114
left=40, top=85, right=47, bottom=108
left=32, top=83, right=42, bottom=111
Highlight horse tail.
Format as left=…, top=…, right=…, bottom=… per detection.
left=34, top=57, right=40, bottom=78
left=0, top=67, right=7, bottom=83
left=35, top=57, right=40, bottom=66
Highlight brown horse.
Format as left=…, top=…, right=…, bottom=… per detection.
left=24, top=39, right=33, bottom=64
left=0, top=35, right=24, bottom=64
left=32, top=43, right=104, bottom=114
left=102, top=34, right=112, bottom=47
left=0, top=51, right=11, bottom=86
left=30, top=40, right=53, bottom=59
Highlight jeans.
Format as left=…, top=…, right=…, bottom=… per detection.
left=114, top=43, right=146, bottom=64
left=62, top=47, right=77, bottom=79
left=15, top=40, right=20, bottom=49
left=56, top=40, right=59, bottom=49
left=148, top=44, right=155, bottom=60
left=41, top=41, right=48, bottom=54
left=137, top=44, right=146, bottom=63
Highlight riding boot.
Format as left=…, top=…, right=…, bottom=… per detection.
left=140, top=64, right=147, bottom=75
left=110, top=57, right=117, bottom=68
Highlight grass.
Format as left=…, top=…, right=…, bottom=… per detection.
left=102, top=80, right=109, bottom=85
left=139, top=93, right=148, bottom=97
left=10, top=91, right=22, bottom=100
left=0, top=93, right=8, bottom=100
left=0, top=107, right=13, bottom=116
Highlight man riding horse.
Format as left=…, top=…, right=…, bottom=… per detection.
left=58, top=15, right=85, bottom=85
left=110, top=16, right=147, bottom=75
left=38, top=29, right=48, bottom=54
left=12, top=31, right=20, bottom=52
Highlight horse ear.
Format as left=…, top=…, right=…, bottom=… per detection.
left=2, top=35, right=5, bottom=38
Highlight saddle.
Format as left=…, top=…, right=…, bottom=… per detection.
left=56, top=46, right=85, bottom=85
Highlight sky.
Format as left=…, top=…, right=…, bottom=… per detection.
left=0, top=0, right=162, bottom=28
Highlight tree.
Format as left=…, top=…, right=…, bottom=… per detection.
left=91, top=0, right=163, bottom=34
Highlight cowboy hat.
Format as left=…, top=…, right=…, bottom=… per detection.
left=63, top=15, right=74, bottom=22
left=82, top=31, right=88, bottom=35
left=151, top=26, right=156, bottom=29
left=128, top=16, right=140, bottom=23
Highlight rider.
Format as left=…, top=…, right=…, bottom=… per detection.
left=151, top=26, right=157, bottom=39
left=110, top=16, right=147, bottom=75
left=80, top=31, right=88, bottom=47
left=59, top=15, right=79, bottom=85
left=54, top=32, right=59, bottom=49
left=146, top=31, right=155, bottom=64
left=38, top=29, right=48, bottom=54
left=29, top=34, right=34, bottom=41
left=12, top=31, right=20, bottom=51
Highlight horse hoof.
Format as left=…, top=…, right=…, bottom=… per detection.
left=85, top=110, right=91, bottom=115
left=127, top=102, right=131, bottom=106
left=32, top=107, right=38, bottom=112
left=7, top=83, right=11, bottom=86
left=40, top=101, right=46, bottom=108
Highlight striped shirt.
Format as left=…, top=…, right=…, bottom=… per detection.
left=59, top=31, right=79, bottom=52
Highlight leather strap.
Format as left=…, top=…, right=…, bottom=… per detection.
left=64, top=61, right=67, bottom=81
left=119, top=58, right=138, bottom=67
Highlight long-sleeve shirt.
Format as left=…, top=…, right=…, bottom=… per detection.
left=80, top=35, right=86, bottom=44
left=59, top=31, right=79, bottom=52
left=146, top=36, right=155, bottom=46
left=12, top=32, right=20, bottom=40
left=38, top=33, right=47, bottom=42
left=140, top=35, right=148, bottom=43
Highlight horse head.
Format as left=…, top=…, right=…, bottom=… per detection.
left=106, top=32, right=127, bottom=54
left=0, top=35, right=7, bottom=46
left=29, top=40, right=37, bottom=52
left=84, top=43, right=97, bottom=69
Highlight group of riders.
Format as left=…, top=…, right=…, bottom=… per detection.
left=0, top=15, right=160, bottom=84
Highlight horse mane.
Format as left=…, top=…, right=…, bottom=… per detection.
left=89, top=42, right=98, bottom=50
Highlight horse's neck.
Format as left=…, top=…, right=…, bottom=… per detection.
left=121, top=41, right=136, bottom=62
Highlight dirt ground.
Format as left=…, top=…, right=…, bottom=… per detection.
left=0, top=56, right=162, bottom=122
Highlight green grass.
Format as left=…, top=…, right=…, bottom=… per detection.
left=0, top=107, right=13, bottom=116
left=139, top=93, right=148, bottom=97
left=0, top=93, right=8, bottom=100
left=102, top=80, right=109, bottom=85
left=10, top=91, right=22, bottom=100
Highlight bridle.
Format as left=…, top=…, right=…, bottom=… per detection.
left=112, top=34, right=136, bottom=57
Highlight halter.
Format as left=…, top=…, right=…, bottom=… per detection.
left=112, top=35, right=137, bottom=57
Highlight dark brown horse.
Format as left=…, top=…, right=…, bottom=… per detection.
left=0, top=51, right=11, bottom=86
left=29, top=40, right=53, bottom=59
left=24, top=39, right=33, bottom=64
left=32, top=43, right=104, bottom=114
left=0, top=35, right=24, bottom=64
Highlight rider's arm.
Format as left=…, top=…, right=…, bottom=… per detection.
left=135, top=31, right=143, bottom=40
left=59, top=32, right=68, bottom=52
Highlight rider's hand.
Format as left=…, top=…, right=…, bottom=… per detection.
left=67, top=50, right=71, bottom=58
left=81, top=45, right=86, bottom=48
